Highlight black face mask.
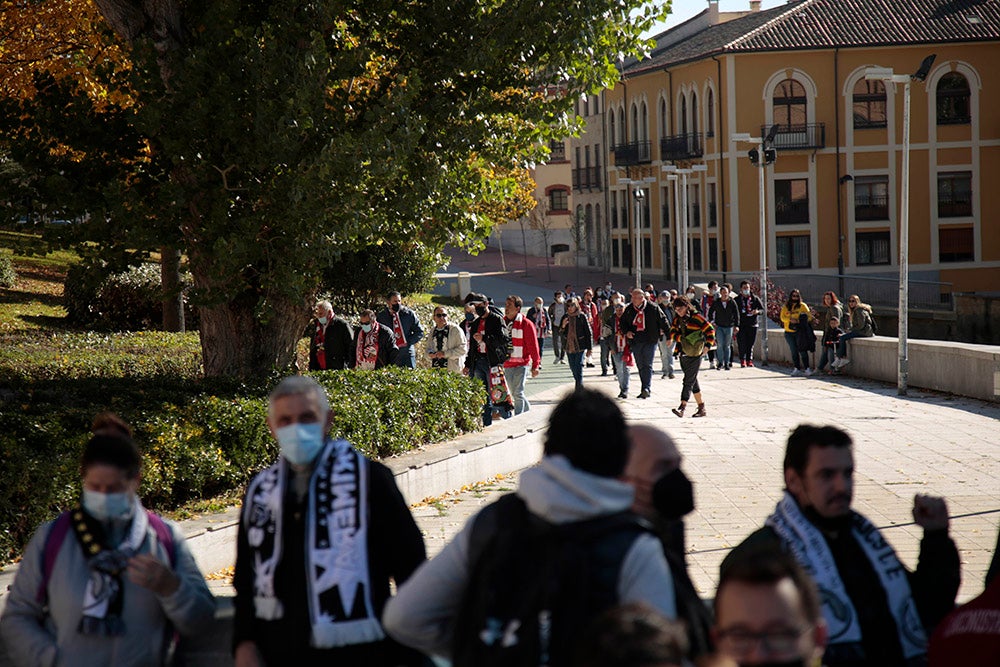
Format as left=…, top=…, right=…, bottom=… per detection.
left=391, top=303, right=401, bottom=312
left=475, top=305, right=488, bottom=316
left=651, top=468, right=695, bottom=520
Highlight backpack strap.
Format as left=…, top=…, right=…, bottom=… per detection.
left=146, top=511, right=176, bottom=568
left=36, top=511, right=73, bottom=604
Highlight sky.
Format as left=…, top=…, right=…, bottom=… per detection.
left=644, top=0, right=785, bottom=37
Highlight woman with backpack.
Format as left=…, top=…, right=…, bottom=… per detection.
left=0, top=414, right=215, bottom=666
left=834, top=294, right=875, bottom=369
left=668, top=295, right=716, bottom=418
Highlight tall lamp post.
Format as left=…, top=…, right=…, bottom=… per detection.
left=732, top=127, right=778, bottom=365
left=662, top=164, right=707, bottom=292
left=633, top=187, right=645, bottom=289
left=865, top=54, right=936, bottom=396
left=665, top=173, right=680, bottom=286
left=619, top=176, right=634, bottom=278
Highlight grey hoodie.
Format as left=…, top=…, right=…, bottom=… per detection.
left=381, top=455, right=676, bottom=659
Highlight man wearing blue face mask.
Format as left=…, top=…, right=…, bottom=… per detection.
left=349, top=309, right=399, bottom=370
left=233, top=376, right=426, bottom=666
left=1, top=414, right=215, bottom=666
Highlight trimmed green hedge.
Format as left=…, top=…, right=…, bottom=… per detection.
left=0, top=358, right=482, bottom=562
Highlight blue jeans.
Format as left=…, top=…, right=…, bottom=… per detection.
left=505, top=364, right=529, bottom=415
left=395, top=344, right=416, bottom=368
left=657, top=337, right=675, bottom=374
left=552, top=334, right=564, bottom=361
left=567, top=351, right=585, bottom=388
left=600, top=337, right=615, bottom=373
left=631, top=340, right=656, bottom=394
left=472, top=357, right=511, bottom=425
left=613, top=351, right=630, bottom=394
left=716, top=326, right=734, bottom=367
left=837, top=331, right=864, bottom=358
left=784, top=332, right=801, bottom=369
left=818, top=347, right=836, bottom=370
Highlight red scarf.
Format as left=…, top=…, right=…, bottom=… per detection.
left=614, top=315, right=634, bottom=366
left=314, top=321, right=327, bottom=369
left=356, top=325, right=380, bottom=369
left=633, top=301, right=646, bottom=332
left=476, top=318, right=487, bottom=354
left=391, top=311, right=406, bottom=346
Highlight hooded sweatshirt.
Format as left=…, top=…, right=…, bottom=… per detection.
left=381, top=456, right=676, bottom=658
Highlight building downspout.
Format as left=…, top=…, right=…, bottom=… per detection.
left=713, top=55, right=727, bottom=282
left=834, top=46, right=845, bottom=295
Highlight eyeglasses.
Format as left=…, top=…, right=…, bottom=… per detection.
left=434, top=313, right=446, bottom=318
left=716, top=627, right=808, bottom=657
left=848, top=299, right=857, bottom=304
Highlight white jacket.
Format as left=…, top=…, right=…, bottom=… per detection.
left=425, top=323, right=467, bottom=373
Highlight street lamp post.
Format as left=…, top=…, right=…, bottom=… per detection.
left=866, top=54, right=936, bottom=396
left=732, top=130, right=776, bottom=365
left=662, top=164, right=706, bottom=293
left=619, top=176, right=634, bottom=279
left=633, top=188, right=645, bottom=289
left=666, top=173, right=680, bottom=286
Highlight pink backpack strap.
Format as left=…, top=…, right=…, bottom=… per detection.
left=146, top=511, right=176, bottom=568
left=36, top=511, right=73, bottom=604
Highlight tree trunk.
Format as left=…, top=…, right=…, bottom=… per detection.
left=160, top=246, right=185, bottom=332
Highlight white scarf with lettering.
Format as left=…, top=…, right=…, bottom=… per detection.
left=766, top=492, right=926, bottom=659
left=243, top=438, right=384, bottom=647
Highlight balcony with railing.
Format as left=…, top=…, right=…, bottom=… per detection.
left=660, top=133, right=703, bottom=161
left=612, top=140, right=652, bottom=166
left=855, top=193, right=889, bottom=221
left=762, top=123, right=825, bottom=150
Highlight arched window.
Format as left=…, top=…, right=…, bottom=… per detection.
left=691, top=91, right=699, bottom=137
left=853, top=79, right=886, bottom=129
left=773, top=79, right=807, bottom=128
left=937, top=73, right=971, bottom=125
left=659, top=98, right=669, bottom=138
left=707, top=89, right=715, bottom=136
left=631, top=103, right=639, bottom=141
left=618, top=108, right=626, bottom=146
left=609, top=112, right=617, bottom=149
left=640, top=101, right=648, bottom=141
left=680, top=94, right=688, bottom=135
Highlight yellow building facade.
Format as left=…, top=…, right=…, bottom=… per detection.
left=600, top=0, right=999, bottom=298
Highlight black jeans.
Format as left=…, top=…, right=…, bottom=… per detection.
left=737, top=326, right=757, bottom=362
left=679, top=354, right=702, bottom=402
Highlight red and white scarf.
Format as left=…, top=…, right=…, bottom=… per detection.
left=314, top=321, right=327, bottom=369
left=476, top=318, right=487, bottom=354
left=633, top=300, right=646, bottom=332
left=356, top=326, right=379, bottom=370
left=503, top=314, right=525, bottom=362
left=391, top=311, right=406, bottom=347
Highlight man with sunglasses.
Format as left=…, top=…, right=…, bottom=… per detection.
left=426, top=308, right=467, bottom=373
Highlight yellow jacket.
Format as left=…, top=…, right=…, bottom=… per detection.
left=780, top=302, right=811, bottom=333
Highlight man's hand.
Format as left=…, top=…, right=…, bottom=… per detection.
left=913, top=494, right=949, bottom=531
left=626, top=332, right=634, bottom=339
left=462, top=367, right=469, bottom=376
left=473, top=332, right=484, bottom=343
left=531, top=368, right=539, bottom=378
left=127, top=553, right=179, bottom=597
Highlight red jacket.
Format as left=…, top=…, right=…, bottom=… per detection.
left=502, top=315, right=541, bottom=370
left=580, top=300, right=600, bottom=342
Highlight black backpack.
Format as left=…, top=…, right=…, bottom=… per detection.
left=452, top=494, right=651, bottom=667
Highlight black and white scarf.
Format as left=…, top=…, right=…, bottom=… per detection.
left=243, top=439, right=384, bottom=647
left=766, top=492, right=926, bottom=659
left=76, top=499, right=148, bottom=636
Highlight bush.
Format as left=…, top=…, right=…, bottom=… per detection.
left=63, top=261, right=199, bottom=331
left=0, top=361, right=482, bottom=562
left=0, top=254, right=15, bottom=288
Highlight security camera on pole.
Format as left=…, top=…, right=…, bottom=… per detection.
left=731, top=124, right=779, bottom=365
left=865, top=54, right=936, bottom=396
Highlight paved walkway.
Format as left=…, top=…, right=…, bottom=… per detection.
left=411, top=359, right=1000, bottom=604
left=418, top=244, right=1000, bottom=604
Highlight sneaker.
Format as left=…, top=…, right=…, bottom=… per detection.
left=601, top=371, right=608, bottom=376
left=586, top=362, right=595, bottom=368
left=725, top=364, right=732, bottom=370
left=791, top=369, right=802, bottom=377
left=748, top=360, right=755, bottom=367
left=617, top=391, right=627, bottom=399
left=715, top=364, right=722, bottom=371
left=839, top=358, right=851, bottom=367
left=661, top=372, right=668, bottom=378
left=671, top=405, right=685, bottom=418
left=740, top=360, right=747, bottom=368
left=804, top=368, right=813, bottom=377
left=638, top=389, right=651, bottom=399
left=668, top=371, right=675, bottom=379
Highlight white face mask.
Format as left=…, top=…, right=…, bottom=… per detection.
left=83, top=489, right=134, bottom=522
left=317, top=316, right=328, bottom=325
left=741, top=289, right=750, bottom=296
left=360, top=322, right=373, bottom=333
left=276, top=422, right=326, bottom=467
left=686, top=292, right=696, bottom=300
left=556, top=297, right=564, bottom=303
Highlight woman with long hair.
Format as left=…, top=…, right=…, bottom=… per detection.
left=779, top=289, right=811, bottom=376
left=834, top=294, right=875, bottom=368
left=560, top=297, right=592, bottom=388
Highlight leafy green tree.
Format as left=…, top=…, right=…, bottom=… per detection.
left=0, top=0, right=667, bottom=376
